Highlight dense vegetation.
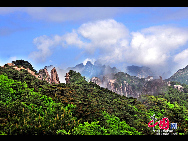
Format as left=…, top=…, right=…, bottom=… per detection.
left=0, top=65, right=48, bottom=92
left=11, top=60, right=38, bottom=75
left=0, top=65, right=188, bottom=135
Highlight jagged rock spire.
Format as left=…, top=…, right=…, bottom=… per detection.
left=51, top=67, right=60, bottom=84
left=65, top=73, right=70, bottom=84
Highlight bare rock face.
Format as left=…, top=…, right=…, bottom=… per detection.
left=90, top=76, right=135, bottom=97
left=37, top=67, right=61, bottom=84
left=107, top=79, right=116, bottom=92
left=51, top=67, right=60, bottom=84
left=142, top=76, right=167, bottom=96
left=65, top=73, right=70, bottom=84
left=174, top=85, right=184, bottom=92
left=38, top=68, right=51, bottom=82
left=90, top=77, right=102, bottom=85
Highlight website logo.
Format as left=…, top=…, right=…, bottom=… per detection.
left=171, top=123, right=177, bottom=130
left=148, top=114, right=177, bottom=135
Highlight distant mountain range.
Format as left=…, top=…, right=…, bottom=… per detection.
left=68, top=62, right=173, bottom=81
left=4, top=59, right=188, bottom=86
left=66, top=61, right=121, bottom=81
left=66, top=61, right=188, bottom=98
left=126, top=65, right=155, bottom=79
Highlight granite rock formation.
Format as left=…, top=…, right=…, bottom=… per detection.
left=38, top=68, right=51, bottom=82
left=167, top=65, right=188, bottom=85
left=174, top=85, right=184, bottom=92
left=50, top=67, right=60, bottom=84
left=90, top=77, right=102, bottom=85
left=91, top=74, right=169, bottom=98
left=2, top=62, right=60, bottom=84
left=65, top=73, right=70, bottom=84
left=90, top=76, right=136, bottom=98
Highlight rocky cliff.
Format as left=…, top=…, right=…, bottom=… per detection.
left=50, top=67, right=60, bottom=84
left=38, top=67, right=60, bottom=84
left=90, top=73, right=169, bottom=98
left=38, top=68, right=51, bottom=82
left=142, top=76, right=168, bottom=96
left=90, top=75, right=137, bottom=98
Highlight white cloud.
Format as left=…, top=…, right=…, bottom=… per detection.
left=128, top=25, right=188, bottom=67
left=78, top=19, right=128, bottom=44
left=29, top=19, right=188, bottom=77
left=83, top=58, right=96, bottom=65
left=77, top=19, right=130, bottom=62
left=63, top=30, right=85, bottom=48
left=29, top=35, right=64, bottom=62
left=174, top=49, right=188, bottom=69
left=174, top=49, right=188, bottom=62
left=29, top=19, right=130, bottom=63
left=2, top=7, right=188, bottom=25
left=0, top=7, right=23, bottom=14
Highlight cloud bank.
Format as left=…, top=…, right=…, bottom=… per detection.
left=0, top=7, right=127, bottom=22
left=1, top=7, right=188, bottom=24
left=29, top=19, right=188, bottom=78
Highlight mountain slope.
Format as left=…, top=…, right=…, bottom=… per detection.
left=0, top=69, right=145, bottom=135
left=0, top=64, right=48, bottom=92
left=168, top=65, right=188, bottom=85
left=1, top=60, right=188, bottom=135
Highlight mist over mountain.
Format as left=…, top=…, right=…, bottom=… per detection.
left=67, top=60, right=121, bottom=81
left=2, top=59, right=188, bottom=98
left=126, top=65, right=155, bottom=79
left=43, top=60, right=175, bottom=85
left=43, top=60, right=121, bottom=84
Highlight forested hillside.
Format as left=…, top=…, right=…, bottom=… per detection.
left=0, top=66, right=188, bottom=135
left=168, top=65, right=188, bottom=85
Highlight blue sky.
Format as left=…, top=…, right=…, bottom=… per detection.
left=1, top=7, right=188, bottom=78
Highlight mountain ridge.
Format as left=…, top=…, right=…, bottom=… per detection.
left=167, top=65, right=188, bottom=85
left=1, top=60, right=60, bottom=85
left=1, top=59, right=187, bottom=98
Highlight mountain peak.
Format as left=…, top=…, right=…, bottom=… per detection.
left=126, top=65, right=154, bottom=78
left=75, top=63, right=84, bottom=68
left=11, top=59, right=38, bottom=74
left=94, top=60, right=102, bottom=66
left=85, top=61, right=93, bottom=66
